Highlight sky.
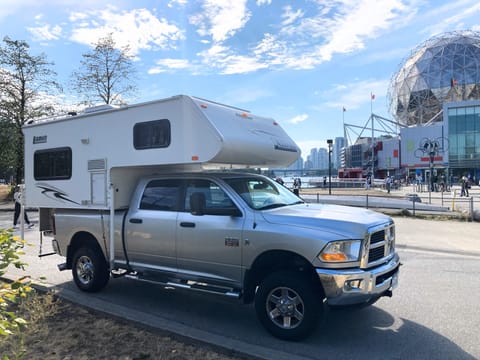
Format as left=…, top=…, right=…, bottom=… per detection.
left=2, top=0, right=480, bottom=159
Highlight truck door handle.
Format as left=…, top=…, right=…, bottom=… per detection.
left=129, top=218, right=143, bottom=224
left=180, top=222, right=195, bottom=228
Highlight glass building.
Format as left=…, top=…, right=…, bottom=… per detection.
left=445, top=101, right=480, bottom=180
left=388, top=30, right=480, bottom=127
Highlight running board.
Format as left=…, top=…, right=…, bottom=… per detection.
left=123, top=273, right=241, bottom=299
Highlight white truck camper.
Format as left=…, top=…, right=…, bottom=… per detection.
left=23, top=95, right=400, bottom=341
left=24, top=94, right=300, bottom=212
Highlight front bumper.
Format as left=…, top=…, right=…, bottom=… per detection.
left=316, top=253, right=400, bottom=306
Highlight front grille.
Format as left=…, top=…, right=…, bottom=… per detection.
left=369, top=246, right=385, bottom=262
left=363, top=223, right=395, bottom=268
left=370, top=230, right=385, bottom=244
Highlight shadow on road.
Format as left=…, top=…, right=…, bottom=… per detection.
left=53, top=277, right=476, bottom=360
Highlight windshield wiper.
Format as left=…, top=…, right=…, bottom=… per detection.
left=258, top=203, right=288, bottom=210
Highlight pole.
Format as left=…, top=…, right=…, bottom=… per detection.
left=327, top=139, right=333, bottom=195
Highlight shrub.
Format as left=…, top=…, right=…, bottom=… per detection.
left=0, top=228, right=33, bottom=337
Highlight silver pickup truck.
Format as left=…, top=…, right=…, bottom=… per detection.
left=52, top=172, right=400, bottom=340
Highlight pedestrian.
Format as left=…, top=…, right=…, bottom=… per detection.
left=460, top=175, right=469, bottom=197
left=292, top=178, right=300, bottom=196
left=13, top=186, right=34, bottom=229
left=323, top=176, right=327, bottom=188
left=386, top=176, right=392, bottom=194
left=275, top=176, right=284, bottom=186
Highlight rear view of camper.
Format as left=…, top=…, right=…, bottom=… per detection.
left=23, top=95, right=300, bottom=210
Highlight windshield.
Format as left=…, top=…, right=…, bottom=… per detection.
left=224, top=176, right=303, bottom=210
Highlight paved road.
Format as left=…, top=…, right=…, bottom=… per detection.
left=1, top=210, right=479, bottom=360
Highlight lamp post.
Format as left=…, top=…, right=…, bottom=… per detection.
left=327, top=139, right=333, bottom=195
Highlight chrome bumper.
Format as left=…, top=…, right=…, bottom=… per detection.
left=316, top=253, right=400, bottom=306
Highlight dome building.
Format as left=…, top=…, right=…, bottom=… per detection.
left=388, top=30, right=480, bottom=126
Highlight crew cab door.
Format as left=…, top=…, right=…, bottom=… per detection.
left=124, top=179, right=182, bottom=272
left=176, top=179, right=244, bottom=286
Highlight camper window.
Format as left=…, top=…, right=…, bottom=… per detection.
left=34, top=147, right=72, bottom=180
left=133, top=119, right=171, bottom=150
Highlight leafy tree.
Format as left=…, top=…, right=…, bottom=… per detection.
left=0, top=36, right=61, bottom=184
left=72, top=33, right=137, bottom=105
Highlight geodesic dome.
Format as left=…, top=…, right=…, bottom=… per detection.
left=388, top=30, right=480, bottom=126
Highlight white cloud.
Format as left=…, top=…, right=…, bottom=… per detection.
left=189, top=0, right=251, bottom=43
left=281, top=5, right=304, bottom=26
left=68, top=6, right=184, bottom=55
left=148, top=58, right=191, bottom=74
left=27, top=24, right=62, bottom=41
left=289, top=114, right=309, bottom=124
left=420, top=0, right=480, bottom=36
left=322, top=78, right=390, bottom=110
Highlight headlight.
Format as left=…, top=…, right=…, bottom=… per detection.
left=318, top=240, right=361, bottom=262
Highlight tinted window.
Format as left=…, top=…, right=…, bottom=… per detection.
left=34, top=147, right=72, bottom=180
left=133, top=119, right=171, bottom=149
left=139, top=179, right=181, bottom=211
left=184, top=179, right=235, bottom=212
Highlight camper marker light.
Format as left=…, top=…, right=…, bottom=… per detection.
left=318, top=240, right=361, bottom=262
left=192, top=155, right=199, bottom=161
left=201, top=104, right=207, bottom=109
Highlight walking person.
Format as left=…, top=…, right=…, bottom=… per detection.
left=13, top=186, right=33, bottom=229
left=385, top=176, right=392, bottom=194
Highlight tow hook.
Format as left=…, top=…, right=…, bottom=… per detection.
left=383, top=289, right=393, bottom=298
left=57, top=263, right=67, bottom=271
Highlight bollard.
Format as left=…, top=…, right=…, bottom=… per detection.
left=412, top=196, right=416, bottom=216
left=316, top=193, right=319, bottom=203
left=366, top=194, right=369, bottom=209
left=470, top=197, right=474, bottom=222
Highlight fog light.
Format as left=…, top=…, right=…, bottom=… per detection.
left=345, top=279, right=363, bottom=291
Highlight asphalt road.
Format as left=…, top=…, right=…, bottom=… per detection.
left=1, top=210, right=479, bottom=360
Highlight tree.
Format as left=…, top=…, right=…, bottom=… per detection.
left=72, top=33, right=137, bottom=105
left=0, top=36, right=61, bottom=184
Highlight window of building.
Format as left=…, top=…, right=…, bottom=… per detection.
left=133, top=119, right=171, bottom=149
left=34, top=147, right=72, bottom=180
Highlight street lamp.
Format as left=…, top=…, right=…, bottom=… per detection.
left=327, top=139, right=333, bottom=195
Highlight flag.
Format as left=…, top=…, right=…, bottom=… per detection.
left=451, top=78, right=458, bottom=87
left=343, top=106, right=346, bottom=112
left=371, top=93, right=375, bottom=100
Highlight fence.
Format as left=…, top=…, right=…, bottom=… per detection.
left=304, top=187, right=479, bottom=222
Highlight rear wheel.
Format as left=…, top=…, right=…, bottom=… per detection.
left=255, top=271, right=323, bottom=341
left=72, top=246, right=109, bottom=292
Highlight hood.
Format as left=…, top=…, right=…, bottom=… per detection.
left=260, top=203, right=391, bottom=239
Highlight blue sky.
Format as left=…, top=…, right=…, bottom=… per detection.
left=2, top=0, right=480, bottom=159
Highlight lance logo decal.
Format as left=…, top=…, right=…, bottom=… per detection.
left=36, top=183, right=80, bottom=205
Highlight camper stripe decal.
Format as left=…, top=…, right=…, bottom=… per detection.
left=36, top=183, right=80, bottom=205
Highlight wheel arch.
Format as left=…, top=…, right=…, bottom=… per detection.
left=66, top=231, right=107, bottom=270
left=242, top=250, right=324, bottom=304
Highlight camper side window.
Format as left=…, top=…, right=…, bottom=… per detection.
left=34, top=147, right=72, bottom=180
left=133, top=119, right=171, bottom=149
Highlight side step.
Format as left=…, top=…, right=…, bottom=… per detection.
left=123, top=273, right=241, bottom=299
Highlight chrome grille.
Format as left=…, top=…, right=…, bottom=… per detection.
left=362, top=223, right=395, bottom=268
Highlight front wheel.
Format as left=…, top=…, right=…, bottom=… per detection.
left=255, top=271, right=323, bottom=341
left=72, top=246, right=109, bottom=292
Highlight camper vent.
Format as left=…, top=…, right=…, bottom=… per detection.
left=84, top=104, right=117, bottom=114
left=88, top=159, right=107, bottom=171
